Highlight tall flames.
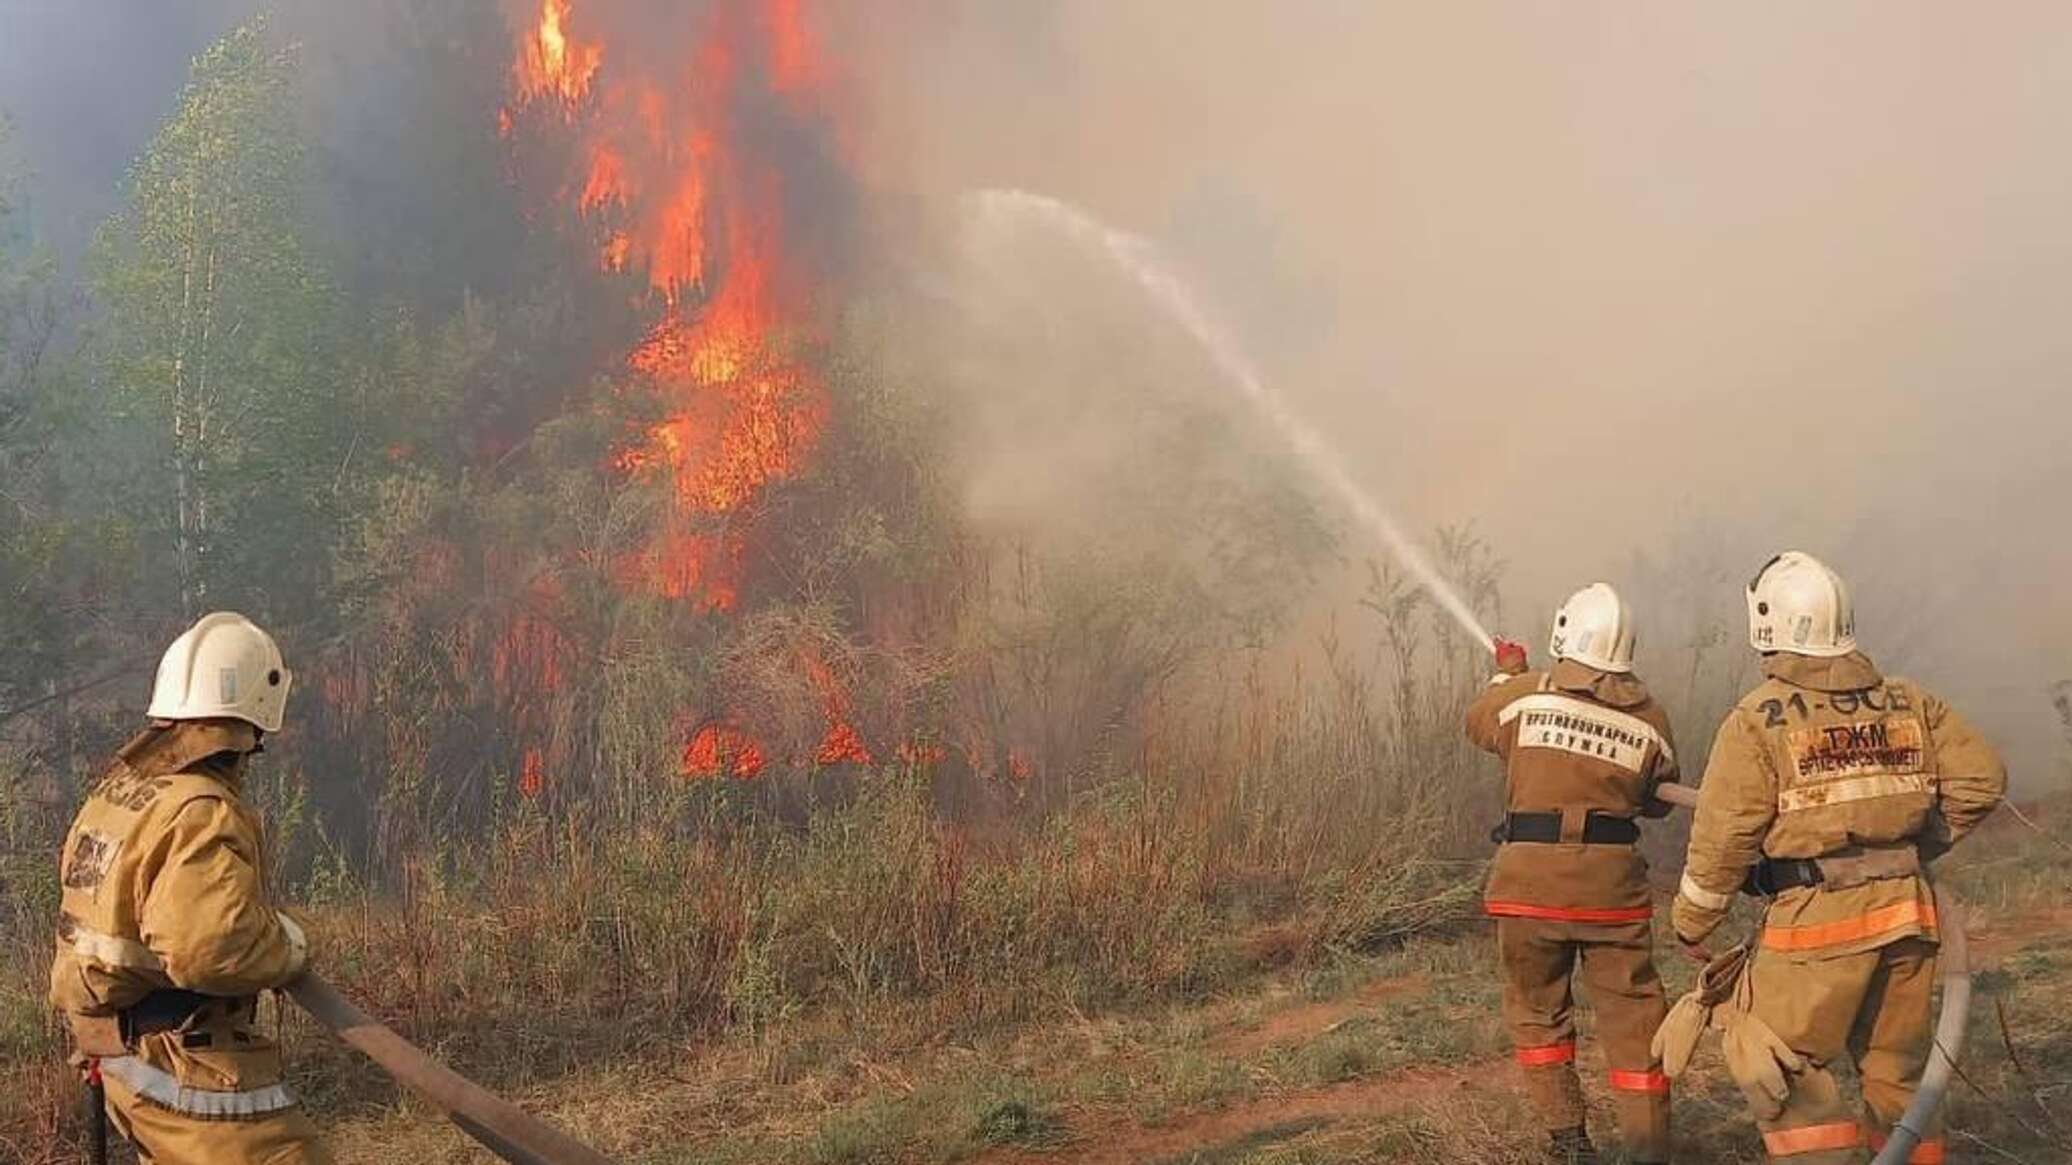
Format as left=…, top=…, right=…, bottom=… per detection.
left=505, top=0, right=863, bottom=779
left=508, top=0, right=831, bottom=615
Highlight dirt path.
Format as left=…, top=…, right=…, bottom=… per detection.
left=975, top=1061, right=1503, bottom=1165
left=1209, top=975, right=1425, bottom=1059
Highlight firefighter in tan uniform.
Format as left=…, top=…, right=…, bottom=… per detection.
left=1467, top=583, right=1679, bottom=1165
left=51, top=612, right=328, bottom=1164
left=1673, top=552, right=2005, bottom=1164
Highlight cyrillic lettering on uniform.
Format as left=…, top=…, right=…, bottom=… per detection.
left=1780, top=717, right=1931, bottom=813
left=1497, top=694, right=1670, bottom=774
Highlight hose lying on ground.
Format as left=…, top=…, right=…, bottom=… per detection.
left=285, top=974, right=619, bottom=1165
left=1651, top=782, right=1971, bottom=1165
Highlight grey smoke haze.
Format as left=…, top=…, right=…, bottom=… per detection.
left=3, top=2, right=2067, bottom=781
left=0, top=1, right=261, bottom=256
left=841, top=2, right=2072, bottom=785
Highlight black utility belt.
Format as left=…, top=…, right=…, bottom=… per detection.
left=120, top=989, right=239, bottom=1043
left=1490, top=810, right=1640, bottom=846
left=1744, top=857, right=1823, bottom=895
left=1743, top=843, right=1925, bottom=897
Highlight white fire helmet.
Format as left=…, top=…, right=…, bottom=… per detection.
left=146, top=612, right=293, bottom=733
left=1746, top=551, right=1856, bottom=658
left=1549, top=582, right=1636, bottom=673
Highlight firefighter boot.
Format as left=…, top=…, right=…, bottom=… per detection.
left=1547, top=1125, right=1601, bottom=1164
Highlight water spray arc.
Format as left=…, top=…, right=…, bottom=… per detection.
left=967, top=189, right=1494, bottom=651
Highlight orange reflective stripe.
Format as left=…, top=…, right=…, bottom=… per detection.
left=1868, top=1130, right=1945, bottom=1164
left=1486, top=901, right=1655, bottom=924
left=1764, top=1121, right=1862, bottom=1156
left=1607, top=1068, right=1670, bottom=1093
left=1762, top=899, right=1936, bottom=952
left=1515, top=1041, right=1577, bottom=1067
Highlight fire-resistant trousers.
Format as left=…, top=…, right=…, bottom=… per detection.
left=1742, top=936, right=1941, bottom=1163
left=103, top=1081, right=329, bottom=1165
left=98, top=1022, right=330, bottom=1165
left=1497, top=916, right=1671, bottom=1162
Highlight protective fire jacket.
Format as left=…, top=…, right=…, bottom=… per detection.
left=1671, top=652, right=2006, bottom=956
left=50, top=722, right=308, bottom=1021
left=1466, top=660, right=1681, bottom=922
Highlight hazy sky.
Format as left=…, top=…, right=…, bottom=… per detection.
left=847, top=2, right=2072, bottom=781
left=3, top=2, right=2066, bottom=779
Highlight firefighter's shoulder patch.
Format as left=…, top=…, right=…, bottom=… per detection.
left=61, top=830, right=121, bottom=892
left=1786, top=717, right=1926, bottom=781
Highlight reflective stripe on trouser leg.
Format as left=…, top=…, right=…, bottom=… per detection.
left=1866, top=1128, right=1946, bottom=1164
left=1578, top=921, right=1670, bottom=1163
left=1763, top=1119, right=1863, bottom=1159
left=100, top=1059, right=331, bottom=1165
left=1496, top=918, right=1587, bottom=1130
left=1743, top=937, right=1885, bottom=1162
left=1851, top=938, right=1939, bottom=1150
left=1756, top=1066, right=1858, bottom=1163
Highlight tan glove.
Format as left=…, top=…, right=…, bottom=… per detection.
left=1652, top=989, right=1709, bottom=1078
left=1718, top=1009, right=1807, bottom=1121
left=1651, top=944, right=1748, bottom=1078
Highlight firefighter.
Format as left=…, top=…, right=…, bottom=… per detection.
left=1672, top=552, right=2006, bottom=1164
left=1468, top=583, right=1679, bottom=1165
left=50, top=612, right=328, bottom=1164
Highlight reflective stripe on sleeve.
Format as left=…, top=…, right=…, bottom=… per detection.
left=1762, top=898, right=1936, bottom=952
left=67, top=923, right=164, bottom=973
left=1763, top=1121, right=1863, bottom=1156
left=1486, top=901, right=1655, bottom=924
left=1677, top=872, right=1735, bottom=913
left=99, top=1056, right=298, bottom=1117
left=1515, top=1041, right=1576, bottom=1067
left=1778, top=772, right=1932, bottom=813
left=1607, top=1068, right=1670, bottom=1093
left=278, top=912, right=308, bottom=970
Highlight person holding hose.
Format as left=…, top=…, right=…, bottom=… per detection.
left=1672, top=552, right=2005, bottom=1163
left=50, top=612, right=328, bottom=1163
left=1467, top=583, right=1680, bottom=1165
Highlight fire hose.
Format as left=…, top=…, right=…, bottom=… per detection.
left=283, top=974, right=618, bottom=1165
left=1650, top=782, right=1970, bottom=1165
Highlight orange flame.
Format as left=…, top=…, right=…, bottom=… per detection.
left=803, top=651, right=873, bottom=767
left=514, top=0, right=602, bottom=107
left=506, top=0, right=834, bottom=615
left=684, top=723, right=766, bottom=779
left=507, top=0, right=856, bottom=774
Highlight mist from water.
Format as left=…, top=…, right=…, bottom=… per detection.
left=967, top=188, right=1495, bottom=653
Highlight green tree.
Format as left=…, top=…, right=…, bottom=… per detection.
left=0, top=115, right=78, bottom=724
left=90, top=20, right=350, bottom=621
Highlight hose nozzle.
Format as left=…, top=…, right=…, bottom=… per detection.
left=1493, top=636, right=1529, bottom=676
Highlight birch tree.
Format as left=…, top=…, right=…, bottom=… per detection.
left=92, top=20, right=344, bottom=619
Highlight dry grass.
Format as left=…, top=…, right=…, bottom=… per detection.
left=4, top=619, right=2064, bottom=1165
left=0, top=651, right=1499, bottom=1162
left=322, top=798, right=2071, bottom=1165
